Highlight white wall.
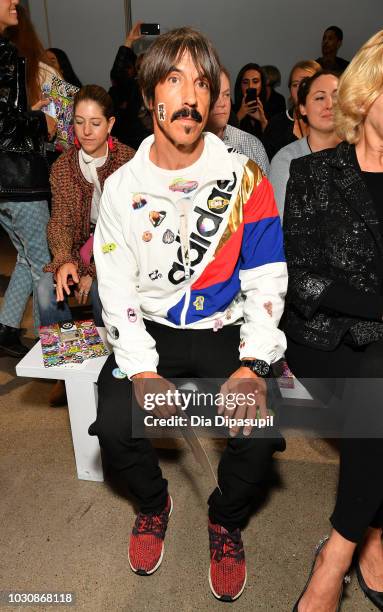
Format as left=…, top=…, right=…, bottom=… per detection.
left=28, top=0, right=128, bottom=90
left=131, top=0, right=383, bottom=97
left=28, top=0, right=383, bottom=97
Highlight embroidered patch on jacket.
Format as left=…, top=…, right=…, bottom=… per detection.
left=208, top=196, right=230, bottom=213
left=213, top=319, right=223, bottom=332
left=239, top=338, right=246, bottom=349
left=127, top=308, right=137, bottom=323
left=162, top=229, right=175, bottom=244
left=142, top=231, right=152, bottom=242
left=263, top=301, right=273, bottom=317
left=193, top=296, right=205, bottom=311
left=149, top=210, right=166, bottom=227
left=149, top=270, right=162, bottom=280
left=110, top=326, right=119, bottom=340
left=112, top=368, right=127, bottom=379
left=102, top=243, right=116, bottom=253
left=132, top=194, right=147, bottom=210
left=169, top=178, right=198, bottom=194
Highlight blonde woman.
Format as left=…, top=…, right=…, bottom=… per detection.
left=284, top=31, right=383, bottom=611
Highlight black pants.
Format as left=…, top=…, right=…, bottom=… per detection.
left=89, top=321, right=284, bottom=532
left=286, top=336, right=383, bottom=543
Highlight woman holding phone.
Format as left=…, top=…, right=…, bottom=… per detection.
left=233, top=63, right=268, bottom=140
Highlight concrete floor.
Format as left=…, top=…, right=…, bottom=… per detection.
left=0, top=229, right=376, bottom=612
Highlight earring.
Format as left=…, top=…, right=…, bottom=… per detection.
left=108, top=134, right=114, bottom=151
left=74, top=136, right=81, bottom=150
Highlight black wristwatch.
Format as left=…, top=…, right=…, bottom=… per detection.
left=241, top=359, right=270, bottom=377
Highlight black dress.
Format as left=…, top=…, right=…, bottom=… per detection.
left=283, top=142, right=383, bottom=543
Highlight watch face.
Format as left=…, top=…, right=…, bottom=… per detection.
left=244, top=359, right=269, bottom=376
left=254, top=360, right=270, bottom=376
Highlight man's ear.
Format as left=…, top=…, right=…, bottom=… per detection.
left=336, top=39, right=342, bottom=52
left=142, top=93, right=154, bottom=113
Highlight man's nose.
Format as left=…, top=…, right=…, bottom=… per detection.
left=182, top=79, right=198, bottom=106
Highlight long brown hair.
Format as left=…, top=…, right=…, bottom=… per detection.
left=6, top=5, right=52, bottom=105
left=139, top=27, right=221, bottom=110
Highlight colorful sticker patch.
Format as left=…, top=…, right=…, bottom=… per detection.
left=127, top=308, right=137, bottom=323
left=169, top=178, right=198, bottom=194
left=102, top=243, right=116, bottom=253
left=132, top=193, right=147, bottom=210
left=197, top=217, right=217, bottom=236
left=112, top=368, right=127, bottom=380
left=263, top=301, right=273, bottom=317
left=162, top=229, right=175, bottom=244
left=149, top=270, right=162, bottom=281
left=142, top=231, right=152, bottom=242
left=193, top=296, right=205, bottom=311
left=158, top=103, right=166, bottom=121
left=149, top=210, right=166, bottom=227
left=213, top=319, right=224, bottom=332
left=110, top=326, right=119, bottom=340
left=208, top=196, right=230, bottom=212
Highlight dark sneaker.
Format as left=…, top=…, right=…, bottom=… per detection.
left=0, top=324, right=29, bottom=358
left=208, top=520, right=247, bottom=601
left=128, top=495, right=173, bottom=575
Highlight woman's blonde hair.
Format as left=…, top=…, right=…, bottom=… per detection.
left=335, top=30, right=383, bottom=143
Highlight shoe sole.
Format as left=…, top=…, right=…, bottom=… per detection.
left=208, top=566, right=247, bottom=602
left=128, top=496, right=173, bottom=576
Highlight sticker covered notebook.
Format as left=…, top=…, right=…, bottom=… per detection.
left=39, top=320, right=109, bottom=368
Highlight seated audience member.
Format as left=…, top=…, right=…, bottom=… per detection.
left=44, top=47, right=82, bottom=88
left=262, top=65, right=286, bottom=118
left=263, top=59, right=320, bottom=160
left=206, top=67, right=269, bottom=174
left=317, top=25, right=349, bottom=73
left=109, top=21, right=152, bottom=150
left=233, top=63, right=268, bottom=140
left=270, top=71, right=340, bottom=218
left=6, top=5, right=60, bottom=103
left=38, top=85, right=135, bottom=328
left=37, top=85, right=134, bottom=405
left=0, top=0, right=56, bottom=357
left=89, top=27, right=287, bottom=603
left=284, top=31, right=383, bottom=612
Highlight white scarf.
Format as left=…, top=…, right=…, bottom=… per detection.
left=78, top=143, right=108, bottom=224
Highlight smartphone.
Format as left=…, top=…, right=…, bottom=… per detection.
left=140, top=23, right=160, bottom=35
left=245, top=87, right=258, bottom=104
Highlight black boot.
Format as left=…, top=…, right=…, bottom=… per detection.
left=0, top=323, right=29, bottom=358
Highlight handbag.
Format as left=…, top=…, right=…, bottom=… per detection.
left=0, top=150, right=50, bottom=198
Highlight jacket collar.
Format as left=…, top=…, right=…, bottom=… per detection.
left=330, top=142, right=383, bottom=254
left=127, top=132, right=236, bottom=195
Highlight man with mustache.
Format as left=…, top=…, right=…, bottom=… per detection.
left=90, top=27, right=287, bottom=602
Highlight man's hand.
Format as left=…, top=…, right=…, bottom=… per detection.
left=132, top=372, right=177, bottom=418
left=219, top=366, right=268, bottom=437
left=124, top=21, right=144, bottom=47
left=55, top=263, right=79, bottom=301
left=74, top=274, right=92, bottom=305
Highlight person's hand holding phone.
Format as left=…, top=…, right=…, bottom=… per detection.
left=124, top=21, right=144, bottom=48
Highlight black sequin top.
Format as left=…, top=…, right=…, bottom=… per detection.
left=283, top=141, right=383, bottom=351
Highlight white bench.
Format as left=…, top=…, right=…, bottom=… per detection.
left=15, top=330, right=314, bottom=483
left=16, top=328, right=110, bottom=482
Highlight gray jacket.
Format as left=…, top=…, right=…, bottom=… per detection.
left=269, top=137, right=310, bottom=220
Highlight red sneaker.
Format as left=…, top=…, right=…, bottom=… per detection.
left=208, top=520, right=247, bottom=601
left=128, top=495, right=173, bottom=575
